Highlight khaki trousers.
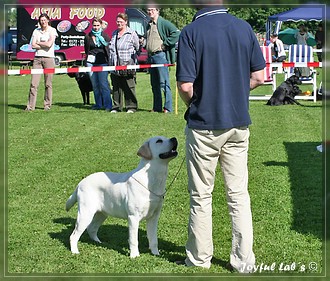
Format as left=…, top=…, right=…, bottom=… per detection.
left=27, top=57, right=54, bottom=110
left=185, top=127, right=255, bottom=272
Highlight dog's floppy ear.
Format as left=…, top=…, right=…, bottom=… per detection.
left=137, top=141, right=152, bottom=160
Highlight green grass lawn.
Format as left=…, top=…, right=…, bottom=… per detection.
left=5, top=66, right=324, bottom=279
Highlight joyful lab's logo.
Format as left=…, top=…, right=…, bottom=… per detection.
left=240, top=262, right=318, bottom=273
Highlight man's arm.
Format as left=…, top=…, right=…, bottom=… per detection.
left=177, top=81, right=193, bottom=107
left=250, top=69, right=264, bottom=90
left=162, top=19, right=180, bottom=47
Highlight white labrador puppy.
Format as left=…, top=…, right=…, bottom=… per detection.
left=66, top=136, right=178, bottom=257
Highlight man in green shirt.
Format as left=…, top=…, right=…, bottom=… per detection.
left=146, top=7, right=180, bottom=113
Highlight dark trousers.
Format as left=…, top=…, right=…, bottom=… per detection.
left=110, top=73, right=138, bottom=112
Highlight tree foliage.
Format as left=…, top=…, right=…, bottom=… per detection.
left=161, top=8, right=196, bottom=30
left=229, top=7, right=291, bottom=33
left=159, top=7, right=320, bottom=35
left=160, top=7, right=291, bottom=33
left=7, top=8, right=17, bottom=27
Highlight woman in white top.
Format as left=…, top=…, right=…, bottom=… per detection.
left=25, top=13, right=58, bottom=111
left=269, top=33, right=286, bottom=62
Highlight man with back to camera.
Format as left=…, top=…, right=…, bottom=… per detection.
left=176, top=5, right=265, bottom=272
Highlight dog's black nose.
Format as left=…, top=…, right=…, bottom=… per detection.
left=170, top=137, right=178, bottom=149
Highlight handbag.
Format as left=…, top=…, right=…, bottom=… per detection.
left=117, top=58, right=136, bottom=76
left=115, top=33, right=136, bottom=77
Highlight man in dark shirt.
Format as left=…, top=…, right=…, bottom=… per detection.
left=315, top=23, right=323, bottom=62
left=176, top=6, right=265, bottom=272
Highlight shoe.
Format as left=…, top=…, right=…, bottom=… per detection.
left=44, top=106, right=51, bottom=111
left=163, top=109, right=170, bottom=113
left=105, top=108, right=112, bottom=112
left=127, top=109, right=135, bottom=113
left=91, top=106, right=101, bottom=110
left=175, top=260, right=187, bottom=266
left=225, top=262, right=237, bottom=272
left=24, top=107, right=34, bottom=111
left=110, top=110, right=118, bottom=113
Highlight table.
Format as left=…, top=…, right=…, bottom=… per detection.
left=19, top=60, right=31, bottom=69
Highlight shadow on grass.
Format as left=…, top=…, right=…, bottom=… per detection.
left=7, top=103, right=89, bottom=111
left=264, top=142, right=323, bottom=239
left=7, top=103, right=27, bottom=110
left=7, top=103, right=171, bottom=113
left=53, top=102, right=91, bottom=109
left=293, top=104, right=323, bottom=108
left=54, top=103, right=159, bottom=113
left=49, top=217, right=186, bottom=262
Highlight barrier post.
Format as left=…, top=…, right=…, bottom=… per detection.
left=175, top=86, right=178, bottom=115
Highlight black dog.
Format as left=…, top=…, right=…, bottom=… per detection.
left=67, top=65, right=93, bottom=105
left=266, top=75, right=303, bottom=106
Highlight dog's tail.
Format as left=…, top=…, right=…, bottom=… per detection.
left=65, top=188, right=78, bottom=212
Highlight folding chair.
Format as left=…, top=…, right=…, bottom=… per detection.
left=260, top=45, right=277, bottom=92
left=285, top=44, right=317, bottom=102
left=249, top=46, right=277, bottom=100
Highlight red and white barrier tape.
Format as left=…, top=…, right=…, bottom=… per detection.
left=268, top=62, right=322, bottom=68
left=4, top=61, right=322, bottom=76
left=5, top=63, right=175, bottom=76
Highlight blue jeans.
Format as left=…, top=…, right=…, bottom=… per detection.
left=87, top=62, right=112, bottom=110
left=148, top=52, right=172, bottom=112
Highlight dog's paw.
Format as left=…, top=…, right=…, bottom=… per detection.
left=130, top=250, right=140, bottom=258
left=70, top=244, right=80, bottom=254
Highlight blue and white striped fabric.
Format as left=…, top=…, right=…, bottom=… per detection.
left=288, top=44, right=314, bottom=80
left=286, top=44, right=317, bottom=101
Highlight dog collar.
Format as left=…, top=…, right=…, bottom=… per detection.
left=131, top=176, right=166, bottom=199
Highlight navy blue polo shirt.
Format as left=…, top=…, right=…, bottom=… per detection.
left=176, top=7, right=266, bottom=130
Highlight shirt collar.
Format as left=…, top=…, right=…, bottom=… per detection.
left=193, top=7, right=228, bottom=21
left=149, top=16, right=159, bottom=25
